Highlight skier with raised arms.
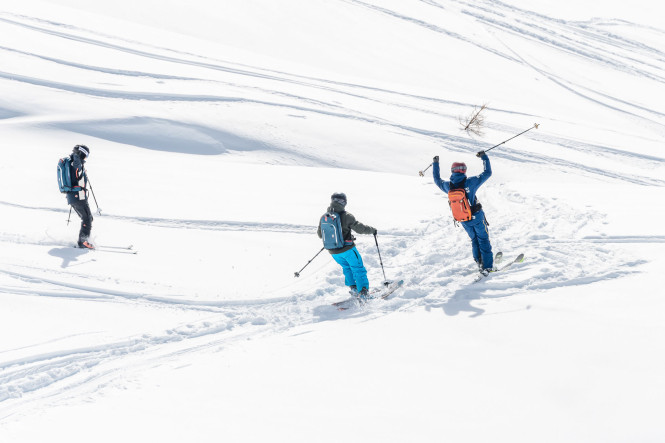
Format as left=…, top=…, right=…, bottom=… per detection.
left=432, top=151, right=494, bottom=275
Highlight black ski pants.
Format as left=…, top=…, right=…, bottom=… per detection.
left=70, top=199, right=93, bottom=243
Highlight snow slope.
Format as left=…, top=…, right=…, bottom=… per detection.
left=1, top=0, right=664, bottom=441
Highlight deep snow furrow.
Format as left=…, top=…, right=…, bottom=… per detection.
left=0, top=289, right=334, bottom=407
left=0, top=14, right=461, bottom=117
left=0, top=200, right=317, bottom=234
left=484, top=30, right=665, bottom=136
left=0, top=45, right=199, bottom=81
left=1, top=200, right=436, bottom=238
left=0, top=189, right=646, bottom=413
left=0, top=70, right=418, bottom=142
left=9, top=10, right=661, bottom=185
left=0, top=43, right=349, bottom=111
left=468, top=12, right=665, bottom=84
left=0, top=319, right=234, bottom=403
left=0, top=267, right=296, bottom=311
left=0, top=45, right=451, bottom=117
left=370, top=189, right=638, bottom=317
left=454, top=0, right=665, bottom=82
left=341, top=0, right=518, bottom=62
left=0, top=16, right=306, bottom=86
left=0, top=11, right=493, bottom=113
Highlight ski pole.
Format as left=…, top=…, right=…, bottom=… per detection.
left=86, top=175, right=102, bottom=215
left=374, top=233, right=390, bottom=286
left=418, top=163, right=432, bottom=177
left=485, top=123, right=539, bottom=154
left=67, top=206, right=72, bottom=225
left=294, top=247, right=325, bottom=278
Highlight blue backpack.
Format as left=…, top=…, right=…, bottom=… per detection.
left=57, top=157, right=82, bottom=193
left=320, top=212, right=346, bottom=250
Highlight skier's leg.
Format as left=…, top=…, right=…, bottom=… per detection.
left=332, top=252, right=356, bottom=288
left=79, top=201, right=93, bottom=242
left=71, top=200, right=93, bottom=245
left=475, top=218, right=493, bottom=269
left=462, top=222, right=481, bottom=265
left=345, top=247, right=369, bottom=291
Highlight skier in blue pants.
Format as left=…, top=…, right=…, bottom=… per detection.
left=432, top=151, right=494, bottom=274
left=332, top=248, right=369, bottom=295
left=317, top=193, right=377, bottom=297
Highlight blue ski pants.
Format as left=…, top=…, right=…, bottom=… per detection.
left=462, top=212, right=493, bottom=269
left=331, top=247, right=369, bottom=291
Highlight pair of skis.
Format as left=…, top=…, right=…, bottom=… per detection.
left=332, top=280, right=404, bottom=311
left=473, top=252, right=525, bottom=283
left=80, top=244, right=137, bottom=255
left=331, top=252, right=525, bottom=309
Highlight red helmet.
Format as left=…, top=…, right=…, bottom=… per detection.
left=451, top=162, right=467, bottom=174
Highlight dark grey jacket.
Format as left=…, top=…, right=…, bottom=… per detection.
left=66, top=153, right=88, bottom=205
left=317, top=200, right=376, bottom=255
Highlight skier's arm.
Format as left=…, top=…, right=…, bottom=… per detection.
left=72, top=155, right=84, bottom=180
left=348, top=213, right=377, bottom=235
left=475, top=152, right=492, bottom=186
left=317, top=222, right=322, bottom=239
left=72, top=154, right=89, bottom=189
left=432, top=158, right=449, bottom=193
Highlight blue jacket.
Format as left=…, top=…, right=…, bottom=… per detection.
left=433, top=154, right=492, bottom=222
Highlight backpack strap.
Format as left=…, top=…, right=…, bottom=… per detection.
left=338, top=211, right=355, bottom=245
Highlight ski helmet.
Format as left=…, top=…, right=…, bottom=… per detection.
left=74, top=145, right=90, bottom=159
left=331, top=192, right=347, bottom=207
left=451, top=162, right=466, bottom=174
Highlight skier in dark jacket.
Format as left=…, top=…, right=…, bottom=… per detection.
left=433, top=151, right=494, bottom=274
left=66, top=145, right=94, bottom=249
left=317, top=193, right=377, bottom=297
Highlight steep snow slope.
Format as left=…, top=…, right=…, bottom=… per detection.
left=1, top=1, right=664, bottom=442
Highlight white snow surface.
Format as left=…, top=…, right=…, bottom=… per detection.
left=1, top=0, right=664, bottom=441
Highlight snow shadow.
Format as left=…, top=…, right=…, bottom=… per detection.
left=52, top=117, right=270, bottom=155
left=0, top=106, right=22, bottom=120
left=48, top=247, right=90, bottom=268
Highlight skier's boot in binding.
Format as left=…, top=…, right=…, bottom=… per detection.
left=78, top=240, right=95, bottom=250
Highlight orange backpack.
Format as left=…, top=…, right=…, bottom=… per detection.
left=448, top=186, right=473, bottom=222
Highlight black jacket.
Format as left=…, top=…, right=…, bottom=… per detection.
left=66, top=153, right=88, bottom=205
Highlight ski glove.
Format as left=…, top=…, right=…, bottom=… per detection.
left=433, top=156, right=439, bottom=163
left=476, top=150, right=486, bottom=158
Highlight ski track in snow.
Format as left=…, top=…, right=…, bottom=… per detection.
left=0, top=200, right=316, bottom=235
left=0, top=186, right=646, bottom=415
left=2, top=11, right=664, bottom=181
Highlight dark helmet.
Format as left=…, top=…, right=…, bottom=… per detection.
left=74, top=144, right=90, bottom=159
left=331, top=192, right=347, bottom=207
